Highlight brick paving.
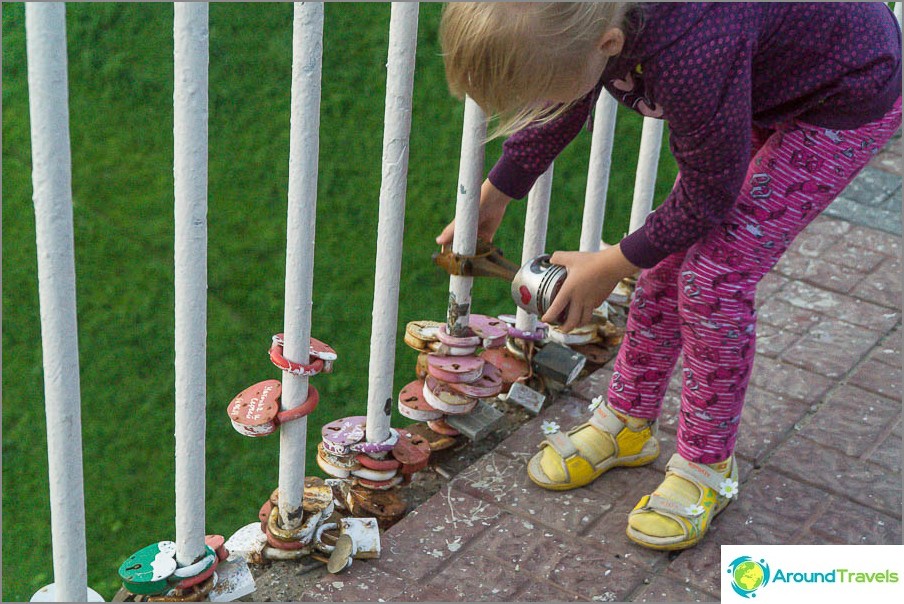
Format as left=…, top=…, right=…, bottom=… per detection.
left=259, top=136, right=901, bottom=602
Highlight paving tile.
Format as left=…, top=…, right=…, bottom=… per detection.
left=633, top=575, right=718, bottom=603
left=776, top=280, right=899, bottom=331
left=756, top=272, right=790, bottom=299
left=772, top=251, right=860, bottom=294
left=756, top=298, right=821, bottom=335
left=546, top=549, right=649, bottom=602
left=852, top=256, right=902, bottom=310
left=836, top=166, right=901, bottom=206
left=823, top=238, right=888, bottom=272
left=302, top=566, right=405, bottom=602
left=754, top=322, right=799, bottom=358
left=795, top=385, right=902, bottom=459
left=372, top=487, right=503, bottom=583
left=786, top=216, right=852, bottom=258
left=870, top=327, right=901, bottom=367
left=494, top=394, right=594, bottom=459
left=451, top=452, right=612, bottom=534
left=512, top=580, right=590, bottom=602
left=865, top=432, right=901, bottom=473
left=734, top=387, right=811, bottom=464
left=846, top=225, right=902, bottom=258
left=824, top=198, right=902, bottom=236
left=570, top=367, right=615, bottom=403
left=467, top=512, right=575, bottom=575
left=748, top=355, right=834, bottom=405
left=415, top=550, right=528, bottom=601
left=848, top=357, right=902, bottom=400
left=779, top=318, right=883, bottom=378
left=806, top=495, right=902, bottom=545
left=766, top=435, right=901, bottom=517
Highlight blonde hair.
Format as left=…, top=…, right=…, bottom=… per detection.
left=441, top=2, right=632, bottom=138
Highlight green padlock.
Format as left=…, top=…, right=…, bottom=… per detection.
left=118, top=541, right=177, bottom=595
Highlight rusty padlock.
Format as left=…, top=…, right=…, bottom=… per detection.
left=404, top=320, right=444, bottom=352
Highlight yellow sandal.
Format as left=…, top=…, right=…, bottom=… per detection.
left=626, top=453, right=739, bottom=550
left=527, top=402, right=660, bottom=491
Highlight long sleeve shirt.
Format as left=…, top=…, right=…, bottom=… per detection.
left=487, top=3, right=902, bottom=268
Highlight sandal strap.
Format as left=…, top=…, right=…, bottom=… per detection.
left=646, top=493, right=703, bottom=518
left=544, top=430, right=579, bottom=459
left=588, top=405, right=627, bottom=435
left=665, top=453, right=732, bottom=494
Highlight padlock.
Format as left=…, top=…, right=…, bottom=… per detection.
left=223, top=523, right=268, bottom=565
left=354, top=474, right=403, bottom=490
left=204, top=535, right=229, bottom=562
left=259, top=500, right=274, bottom=533
left=317, top=444, right=361, bottom=479
left=207, top=555, right=255, bottom=602
left=446, top=361, right=503, bottom=399
left=402, top=422, right=457, bottom=451
left=119, top=541, right=177, bottom=596
left=398, top=379, right=444, bottom=422
left=532, top=341, right=587, bottom=386
left=351, top=466, right=399, bottom=482
left=321, top=416, right=367, bottom=456
left=423, top=376, right=478, bottom=414
left=171, top=545, right=217, bottom=586
left=571, top=342, right=617, bottom=367
left=415, top=352, right=430, bottom=380
left=468, top=314, right=508, bottom=349
left=339, top=517, right=381, bottom=559
left=445, top=400, right=505, bottom=441
left=310, top=337, right=338, bottom=373
left=392, top=428, right=431, bottom=474
left=607, top=277, right=634, bottom=306
left=599, top=320, right=624, bottom=347
left=267, top=504, right=321, bottom=547
left=269, top=333, right=326, bottom=376
left=324, top=478, right=352, bottom=512
left=436, top=324, right=481, bottom=349
left=356, top=452, right=401, bottom=472
left=350, top=428, right=400, bottom=454
left=326, top=535, right=356, bottom=574
left=404, top=320, right=444, bottom=352
left=262, top=545, right=313, bottom=561
left=479, top=347, right=529, bottom=393
left=227, top=380, right=281, bottom=437
left=426, top=418, right=460, bottom=436
left=500, top=380, right=546, bottom=414
left=303, top=483, right=336, bottom=516
left=547, top=324, right=600, bottom=346
left=499, top=314, right=549, bottom=342
left=347, top=486, right=406, bottom=528
left=426, top=354, right=485, bottom=384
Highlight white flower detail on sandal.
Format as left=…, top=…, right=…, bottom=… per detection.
left=685, top=504, right=706, bottom=517
left=541, top=420, right=560, bottom=435
left=588, top=395, right=604, bottom=413
left=718, top=478, right=739, bottom=499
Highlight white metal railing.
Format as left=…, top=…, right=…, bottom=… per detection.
left=35, top=2, right=904, bottom=601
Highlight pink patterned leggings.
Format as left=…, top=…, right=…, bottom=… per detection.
left=608, top=97, right=902, bottom=464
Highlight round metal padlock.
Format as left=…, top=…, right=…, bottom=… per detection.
left=511, top=254, right=567, bottom=318
left=227, top=380, right=281, bottom=437
left=321, top=416, right=367, bottom=456
left=119, top=541, right=177, bottom=596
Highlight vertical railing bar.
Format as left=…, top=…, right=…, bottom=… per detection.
left=365, top=2, right=419, bottom=443
left=515, top=164, right=555, bottom=332
left=628, top=117, right=664, bottom=234
left=579, top=91, right=618, bottom=252
left=278, top=1, right=324, bottom=528
left=25, top=4, right=90, bottom=601
left=446, top=97, right=487, bottom=336
left=173, top=1, right=209, bottom=567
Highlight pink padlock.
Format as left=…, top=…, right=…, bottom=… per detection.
left=436, top=324, right=481, bottom=348
left=447, top=361, right=503, bottom=399
left=426, top=354, right=485, bottom=384
left=468, top=314, right=508, bottom=349
left=423, top=376, right=478, bottom=414
left=227, top=380, right=281, bottom=437
left=321, top=416, right=367, bottom=456
left=398, top=380, right=444, bottom=422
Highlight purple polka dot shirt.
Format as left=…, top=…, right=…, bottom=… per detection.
left=487, top=3, right=902, bottom=268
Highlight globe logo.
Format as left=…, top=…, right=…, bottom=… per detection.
left=727, top=556, right=771, bottom=598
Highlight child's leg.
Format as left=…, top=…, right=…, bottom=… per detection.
left=627, top=97, right=902, bottom=549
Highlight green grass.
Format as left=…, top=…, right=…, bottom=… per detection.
left=1, top=3, right=676, bottom=600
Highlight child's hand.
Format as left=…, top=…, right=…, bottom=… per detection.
left=436, top=179, right=512, bottom=246
left=541, top=245, right=639, bottom=332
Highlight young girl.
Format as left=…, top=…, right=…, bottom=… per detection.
left=436, top=3, right=902, bottom=550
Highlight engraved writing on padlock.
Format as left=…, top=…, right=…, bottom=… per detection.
left=511, top=254, right=567, bottom=317
left=227, top=380, right=281, bottom=437
left=468, top=314, right=508, bottom=349
left=398, top=379, right=444, bottom=422
left=118, top=541, right=177, bottom=596
left=447, top=361, right=503, bottom=399
left=423, top=376, right=478, bottom=414
left=321, top=416, right=367, bottom=455
left=426, top=354, right=485, bottom=384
